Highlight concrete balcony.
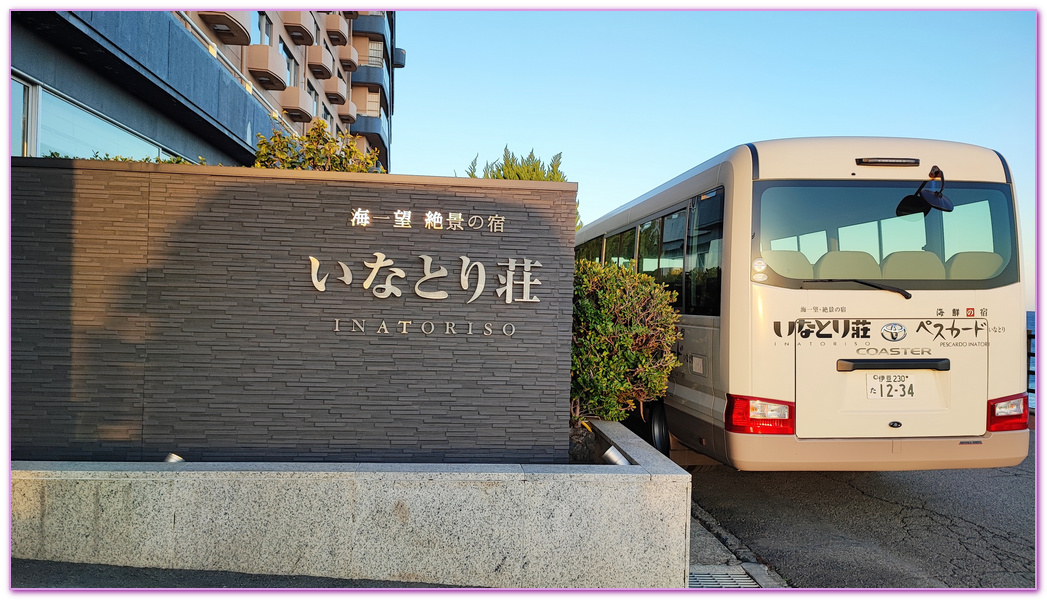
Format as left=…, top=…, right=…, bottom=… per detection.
left=245, top=44, right=287, bottom=90
left=280, top=11, right=315, bottom=45
left=324, top=77, right=347, bottom=105
left=352, top=64, right=390, bottom=104
left=280, top=86, right=313, bottom=122
left=338, top=100, right=358, bottom=124
left=338, top=44, right=359, bottom=73
left=324, top=13, right=349, bottom=45
left=197, top=11, right=251, bottom=45
left=306, top=45, right=334, bottom=79
left=354, top=14, right=391, bottom=50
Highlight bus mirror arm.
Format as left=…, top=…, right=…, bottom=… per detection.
left=802, top=279, right=912, bottom=299
left=896, top=165, right=954, bottom=217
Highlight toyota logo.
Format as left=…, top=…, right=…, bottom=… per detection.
left=881, top=323, right=907, bottom=342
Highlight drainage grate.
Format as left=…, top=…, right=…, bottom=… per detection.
left=688, top=567, right=760, bottom=589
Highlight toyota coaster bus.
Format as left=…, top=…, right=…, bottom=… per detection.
left=575, top=137, right=1028, bottom=470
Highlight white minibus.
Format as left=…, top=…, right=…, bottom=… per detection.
left=576, top=137, right=1028, bottom=470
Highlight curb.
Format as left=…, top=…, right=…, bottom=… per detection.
left=691, top=502, right=789, bottom=588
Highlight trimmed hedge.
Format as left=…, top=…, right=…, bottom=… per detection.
left=571, top=260, right=681, bottom=425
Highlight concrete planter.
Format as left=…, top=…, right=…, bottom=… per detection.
left=11, top=421, right=690, bottom=588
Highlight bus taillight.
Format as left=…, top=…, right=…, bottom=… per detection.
left=725, top=395, right=795, bottom=435
left=987, top=394, right=1029, bottom=432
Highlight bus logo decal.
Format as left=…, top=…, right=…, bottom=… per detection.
left=881, top=323, right=907, bottom=342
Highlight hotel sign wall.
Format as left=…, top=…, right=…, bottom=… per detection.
left=10, top=160, right=577, bottom=463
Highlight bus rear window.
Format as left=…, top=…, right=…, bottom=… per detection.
left=753, top=180, right=1018, bottom=289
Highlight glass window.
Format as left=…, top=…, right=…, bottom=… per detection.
left=754, top=180, right=1018, bottom=287
left=307, top=82, right=319, bottom=116
left=618, top=228, right=636, bottom=271
left=603, top=233, right=619, bottom=267
left=943, top=201, right=994, bottom=256
left=365, top=91, right=381, bottom=117
left=660, top=209, right=686, bottom=310
left=281, top=41, right=298, bottom=87
left=38, top=90, right=160, bottom=160
left=686, top=188, right=724, bottom=316
left=11, top=78, right=27, bottom=157
left=575, top=237, right=602, bottom=263
left=368, top=40, right=385, bottom=69
left=637, top=218, right=661, bottom=278
left=252, top=11, right=272, bottom=45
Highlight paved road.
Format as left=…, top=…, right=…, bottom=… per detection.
left=691, top=434, right=1035, bottom=588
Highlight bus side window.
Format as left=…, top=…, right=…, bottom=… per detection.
left=686, top=187, right=724, bottom=316
left=661, top=210, right=686, bottom=311
left=619, top=228, right=636, bottom=271
left=575, top=237, right=602, bottom=263
left=604, top=233, right=620, bottom=266
left=638, top=218, right=661, bottom=278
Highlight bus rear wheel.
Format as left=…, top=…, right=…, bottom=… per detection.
left=649, top=400, right=670, bottom=457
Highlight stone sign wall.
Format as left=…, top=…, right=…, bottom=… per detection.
left=11, top=159, right=577, bottom=463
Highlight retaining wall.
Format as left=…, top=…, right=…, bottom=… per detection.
left=12, top=421, right=691, bottom=589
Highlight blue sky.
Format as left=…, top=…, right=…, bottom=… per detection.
left=391, top=9, right=1037, bottom=306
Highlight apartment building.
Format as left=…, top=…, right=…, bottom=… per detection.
left=10, top=10, right=405, bottom=170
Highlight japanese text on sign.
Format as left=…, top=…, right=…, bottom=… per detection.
left=309, top=253, right=542, bottom=305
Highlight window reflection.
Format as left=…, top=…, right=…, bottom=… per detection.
left=38, top=90, right=160, bottom=160
left=11, top=78, right=27, bottom=157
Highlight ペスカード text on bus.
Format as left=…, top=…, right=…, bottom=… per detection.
left=576, top=137, right=1027, bottom=470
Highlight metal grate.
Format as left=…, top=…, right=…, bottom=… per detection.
left=688, top=567, right=760, bottom=589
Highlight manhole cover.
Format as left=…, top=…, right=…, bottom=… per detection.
left=688, top=567, right=760, bottom=588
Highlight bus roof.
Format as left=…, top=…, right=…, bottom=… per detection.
left=577, top=137, right=1008, bottom=244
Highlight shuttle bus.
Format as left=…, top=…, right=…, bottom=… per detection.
left=575, top=137, right=1028, bottom=470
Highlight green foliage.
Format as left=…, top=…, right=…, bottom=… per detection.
left=466, top=146, right=566, bottom=181
left=43, top=151, right=206, bottom=165
left=466, top=145, right=581, bottom=229
left=571, top=260, right=681, bottom=426
left=254, top=120, right=384, bottom=173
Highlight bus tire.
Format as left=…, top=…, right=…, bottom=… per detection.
left=650, top=400, right=670, bottom=456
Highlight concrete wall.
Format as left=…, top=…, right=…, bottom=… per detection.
left=11, top=159, right=576, bottom=463
left=11, top=421, right=691, bottom=588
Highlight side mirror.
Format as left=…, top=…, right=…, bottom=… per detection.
left=897, top=165, right=953, bottom=216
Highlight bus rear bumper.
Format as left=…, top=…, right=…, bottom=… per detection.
left=724, top=429, right=1029, bottom=471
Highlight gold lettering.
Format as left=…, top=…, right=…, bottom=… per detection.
left=376, top=320, right=390, bottom=334
left=421, top=321, right=435, bottom=335
left=352, top=319, right=366, bottom=332
left=484, top=323, right=493, bottom=336
left=333, top=318, right=340, bottom=332
left=398, top=320, right=412, bottom=334
left=445, top=322, right=457, bottom=334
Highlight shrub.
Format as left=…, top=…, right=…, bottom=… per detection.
left=254, top=120, right=383, bottom=173
left=571, top=259, right=681, bottom=426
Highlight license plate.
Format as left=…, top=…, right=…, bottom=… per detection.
left=867, top=373, right=918, bottom=399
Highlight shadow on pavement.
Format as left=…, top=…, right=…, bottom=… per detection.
left=12, top=559, right=458, bottom=589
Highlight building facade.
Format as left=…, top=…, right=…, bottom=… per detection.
left=11, top=11, right=405, bottom=170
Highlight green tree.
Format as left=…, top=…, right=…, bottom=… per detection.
left=254, top=120, right=383, bottom=173
left=466, top=146, right=581, bottom=230
left=571, top=260, right=681, bottom=426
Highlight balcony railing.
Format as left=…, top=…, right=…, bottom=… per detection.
left=306, top=45, right=334, bottom=79
left=324, top=77, right=347, bottom=105
left=173, top=12, right=293, bottom=131
left=245, top=44, right=287, bottom=90
left=338, top=44, right=359, bottom=72
left=197, top=11, right=251, bottom=45
left=325, top=12, right=349, bottom=45
left=280, top=11, right=315, bottom=45
left=280, top=86, right=313, bottom=122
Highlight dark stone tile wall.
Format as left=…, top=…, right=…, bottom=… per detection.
left=11, top=159, right=576, bottom=463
